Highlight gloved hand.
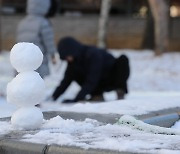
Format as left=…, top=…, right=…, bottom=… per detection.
left=62, top=99, right=77, bottom=103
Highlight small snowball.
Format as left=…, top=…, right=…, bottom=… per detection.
left=11, top=107, right=43, bottom=130
left=10, top=42, right=43, bottom=72
left=7, top=71, right=45, bottom=107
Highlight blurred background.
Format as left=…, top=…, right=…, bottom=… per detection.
left=0, top=0, right=180, bottom=53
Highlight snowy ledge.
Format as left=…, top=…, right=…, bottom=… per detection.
left=0, top=108, right=180, bottom=154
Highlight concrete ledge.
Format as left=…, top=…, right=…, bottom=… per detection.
left=0, top=140, right=46, bottom=154
left=46, top=144, right=131, bottom=154
left=0, top=140, right=136, bottom=154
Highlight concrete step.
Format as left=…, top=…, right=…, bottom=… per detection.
left=0, top=140, right=133, bottom=154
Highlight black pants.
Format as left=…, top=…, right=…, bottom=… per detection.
left=113, top=54, right=130, bottom=93
left=91, top=55, right=130, bottom=96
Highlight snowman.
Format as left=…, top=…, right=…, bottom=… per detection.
left=7, top=42, right=46, bottom=130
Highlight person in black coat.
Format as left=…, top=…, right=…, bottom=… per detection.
left=52, top=37, right=130, bottom=103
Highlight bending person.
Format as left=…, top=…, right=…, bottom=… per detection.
left=52, top=37, right=130, bottom=103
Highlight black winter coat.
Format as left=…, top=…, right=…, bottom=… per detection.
left=52, top=37, right=116, bottom=101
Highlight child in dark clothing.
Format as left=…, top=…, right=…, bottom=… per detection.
left=51, top=37, right=130, bottom=103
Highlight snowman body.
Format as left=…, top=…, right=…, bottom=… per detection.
left=7, top=42, right=45, bottom=130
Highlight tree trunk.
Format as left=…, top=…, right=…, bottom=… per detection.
left=148, top=0, right=169, bottom=55
left=97, top=0, right=111, bottom=48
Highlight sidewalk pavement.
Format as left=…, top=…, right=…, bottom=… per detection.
left=0, top=107, right=180, bottom=154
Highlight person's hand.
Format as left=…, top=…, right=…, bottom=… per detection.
left=62, top=99, right=76, bottom=103
left=45, top=95, right=54, bottom=102
left=51, top=54, right=57, bottom=65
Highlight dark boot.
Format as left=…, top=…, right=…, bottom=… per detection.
left=115, top=55, right=130, bottom=94
left=116, top=89, right=125, bottom=100
left=89, top=94, right=104, bottom=102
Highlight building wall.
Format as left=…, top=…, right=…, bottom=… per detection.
left=1, top=15, right=180, bottom=51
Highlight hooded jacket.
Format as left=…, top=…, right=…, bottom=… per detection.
left=16, top=0, right=57, bottom=78
left=53, top=37, right=116, bottom=101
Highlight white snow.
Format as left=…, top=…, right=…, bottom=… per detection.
left=0, top=121, right=13, bottom=136
left=7, top=71, right=45, bottom=107
left=11, top=106, right=43, bottom=130
left=1, top=49, right=180, bottom=153
left=10, top=42, right=43, bottom=72
left=171, top=120, right=180, bottom=129
left=43, top=92, right=180, bottom=115
left=117, top=115, right=180, bottom=135
left=19, top=116, right=180, bottom=153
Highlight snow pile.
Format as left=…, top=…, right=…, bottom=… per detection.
left=11, top=107, right=43, bottom=130
left=117, top=115, right=180, bottom=135
left=172, top=120, right=180, bottom=129
left=19, top=115, right=180, bottom=153
left=7, top=43, right=45, bottom=130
